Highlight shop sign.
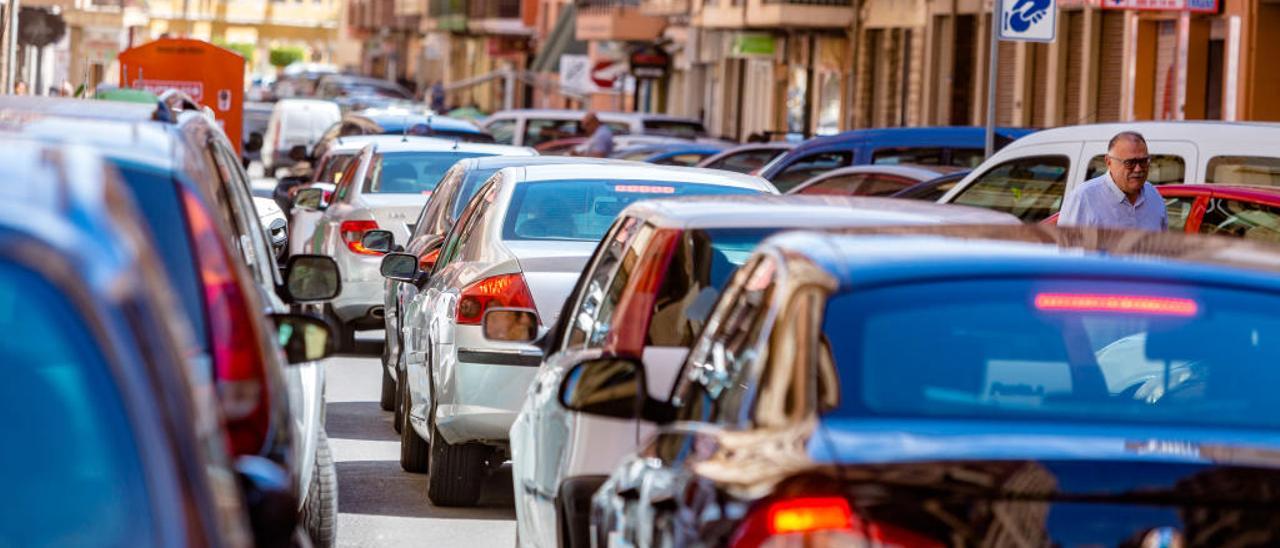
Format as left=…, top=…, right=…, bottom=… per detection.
left=629, top=46, right=669, bottom=80
left=1100, top=0, right=1219, bottom=12
left=731, top=34, right=775, bottom=58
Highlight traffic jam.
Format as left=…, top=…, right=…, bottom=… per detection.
left=8, top=24, right=1280, bottom=548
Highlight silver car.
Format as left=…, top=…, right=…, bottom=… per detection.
left=300, top=135, right=535, bottom=349
left=383, top=162, right=776, bottom=507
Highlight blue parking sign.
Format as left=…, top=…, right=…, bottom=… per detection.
left=999, top=0, right=1057, bottom=42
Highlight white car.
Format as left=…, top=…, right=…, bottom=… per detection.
left=262, top=98, right=342, bottom=176
left=481, top=109, right=725, bottom=147
left=938, top=121, right=1280, bottom=222
left=386, top=162, right=776, bottom=507
left=298, top=135, right=535, bottom=349
left=286, top=135, right=384, bottom=258
left=508, top=196, right=1021, bottom=548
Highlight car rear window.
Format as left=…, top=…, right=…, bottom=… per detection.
left=503, top=180, right=763, bottom=242
left=365, top=151, right=490, bottom=194
left=0, top=262, right=155, bottom=546
left=825, top=277, right=1280, bottom=429
left=1205, top=155, right=1280, bottom=186
left=112, top=161, right=207, bottom=350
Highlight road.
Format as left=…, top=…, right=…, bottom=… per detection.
left=325, top=336, right=517, bottom=547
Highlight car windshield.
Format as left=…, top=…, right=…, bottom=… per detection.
left=825, top=278, right=1280, bottom=429
left=365, top=151, right=490, bottom=194
left=0, top=262, right=154, bottom=546
left=504, top=180, right=763, bottom=242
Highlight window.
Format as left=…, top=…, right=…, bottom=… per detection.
left=451, top=167, right=504, bottom=222
left=796, top=173, right=916, bottom=197
left=315, top=153, right=355, bottom=183
left=486, top=119, right=516, bottom=144
left=653, top=153, right=708, bottom=167
left=771, top=151, right=853, bottom=192
left=364, top=151, right=490, bottom=195
left=1199, top=198, right=1280, bottom=243
left=1205, top=156, right=1280, bottom=186
left=333, top=154, right=362, bottom=202
left=642, top=120, right=706, bottom=139
left=502, top=180, right=762, bottom=242
left=753, top=287, right=825, bottom=428
left=1086, top=154, right=1186, bottom=185
left=435, top=180, right=497, bottom=272
left=873, top=147, right=945, bottom=166
left=704, top=149, right=786, bottom=174
left=0, top=263, right=155, bottom=546
left=208, top=139, right=278, bottom=285
left=949, top=148, right=987, bottom=168
left=584, top=223, right=659, bottom=348
left=1164, top=195, right=1198, bottom=233
left=524, top=119, right=580, bottom=147
left=566, top=217, right=644, bottom=350
left=951, top=155, right=1070, bottom=222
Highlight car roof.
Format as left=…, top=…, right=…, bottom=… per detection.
left=366, top=136, right=536, bottom=155
left=0, top=96, right=178, bottom=170
left=1158, top=183, right=1280, bottom=204
left=506, top=161, right=776, bottom=191
left=351, top=110, right=484, bottom=133
left=461, top=155, right=617, bottom=170
left=620, top=195, right=1021, bottom=230
left=793, top=126, right=1034, bottom=152
left=273, top=98, right=340, bottom=110
left=764, top=225, right=1280, bottom=292
left=323, top=134, right=398, bottom=154
left=1002, top=120, right=1280, bottom=149
left=808, top=164, right=962, bottom=180
left=487, top=109, right=702, bottom=124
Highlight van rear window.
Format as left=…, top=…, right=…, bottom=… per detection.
left=1205, top=156, right=1280, bottom=186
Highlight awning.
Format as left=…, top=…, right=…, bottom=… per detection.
left=529, top=3, right=587, bottom=73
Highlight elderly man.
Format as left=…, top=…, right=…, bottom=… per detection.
left=573, top=112, right=614, bottom=158
left=1058, top=131, right=1167, bottom=231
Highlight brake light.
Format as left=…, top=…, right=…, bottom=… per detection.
left=455, top=273, right=536, bottom=325
left=1034, top=293, right=1197, bottom=317
left=341, top=219, right=381, bottom=255
left=180, top=187, right=271, bottom=457
left=730, top=496, right=941, bottom=548
left=419, top=248, right=441, bottom=271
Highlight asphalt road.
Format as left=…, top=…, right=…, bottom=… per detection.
left=325, top=335, right=517, bottom=547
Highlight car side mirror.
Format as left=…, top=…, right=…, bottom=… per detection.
left=361, top=229, right=395, bottom=254
left=281, top=254, right=341, bottom=303
left=293, top=187, right=327, bottom=211
left=380, top=252, right=419, bottom=282
left=246, top=131, right=264, bottom=153
left=481, top=308, right=539, bottom=343
left=559, top=357, right=650, bottom=420
left=235, top=455, right=298, bottom=548
left=271, top=313, right=334, bottom=364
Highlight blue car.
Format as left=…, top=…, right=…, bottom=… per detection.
left=579, top=224, right=1280, bottom=546
left=760, top=126, right=1036, bottom=191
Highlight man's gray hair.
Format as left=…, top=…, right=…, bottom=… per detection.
left=1108, top=131, right=1147, bottom=152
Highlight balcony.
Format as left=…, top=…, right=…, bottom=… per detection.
left=576, top=0, right=666, bottom=41
left=424, top=0, right=467, bottom=32
left=467, top=0, right=533, bottom=35
left=640, top=0, right=689, bottom=16
left=698, top=0, right=854, bottom=29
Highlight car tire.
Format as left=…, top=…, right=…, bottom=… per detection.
left=426, top=423, right=488, bottom=507
left=379, top=361, right=396, bottom=412
left=301, top=431, right=338, bottom=548
left=399, top=379, right=429, bottom=473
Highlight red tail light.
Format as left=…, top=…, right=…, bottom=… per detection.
left=730, top=496, right=941, bottom=548
left=341, top=219, right=381, bottom=255
left=419, top=248, right=441, bottom=271
left=180, top=187, right=271, bottom=456
left=455, top=273, right=536, bottom=325
left=1034, top=293, right=1197, bottom=317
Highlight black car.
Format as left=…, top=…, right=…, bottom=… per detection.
left=0, top=95, right=344, bottom=547
left=0, top=137, right=327, bottom=547
left=582, top=225, right=1280, bottom=546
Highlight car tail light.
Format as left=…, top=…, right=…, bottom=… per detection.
left=730, top=496, right=941, bottom=548
left=455, top=273, right=536, bottom=325
left=1034, top=293, right=1197, bottom=317
left=341, top=219, right=381, bottom=255
left=180, top=187, right=271, bottom=456
left=603, top=229, right=680, bottom=357
left=419, top=248, right=441, bottom=271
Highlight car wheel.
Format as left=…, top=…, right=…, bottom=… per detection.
left=379, top=361, right=396, bottom=412
left=301, top=431, right=338, bottom=548
left=399, top=379, right=429, bottom=473
left=426, top=423, right=488, bottom=507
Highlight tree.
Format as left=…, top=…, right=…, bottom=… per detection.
left=270, top=47, right=305, bottom=69
left=212, top=38, right=255, bottom=64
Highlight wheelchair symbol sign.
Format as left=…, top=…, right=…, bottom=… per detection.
left=999, top=0, right=1057, bottom=42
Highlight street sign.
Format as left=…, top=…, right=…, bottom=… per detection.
left=590, top=60, right=623, bottom=90
left=559, top=54, right=594, bottom=94
left=998, top=0, right=1057, bottom=42
left=629, top=46, right=669, bottom=80
left=1100, top=0, right=1218, bottom=13
left=118, top=38, right=245, bottom=155
left=18, top=8, right=66, bottom=48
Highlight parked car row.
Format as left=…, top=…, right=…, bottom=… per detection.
left=0, top=95, right=345, bottom=547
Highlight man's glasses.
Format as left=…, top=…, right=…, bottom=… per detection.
left=1108, top=155, right=1151, bottom=169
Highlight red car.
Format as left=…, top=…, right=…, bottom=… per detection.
left=1044, top=184, right=1280, bottom=241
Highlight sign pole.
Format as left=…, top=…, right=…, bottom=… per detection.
left=985, top=0, right=1000, bottom=159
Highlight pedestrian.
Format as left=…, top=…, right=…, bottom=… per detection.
left=429, top=81, right=446, bottom=114
left=13, top=81, right=27, bottom=95
left=573, top=112, right=613, bottom=158
left=1058, top=131, right=1167, bottom=231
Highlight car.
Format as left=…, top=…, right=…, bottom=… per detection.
left=786, top=164, right=967, bottom=197
left=314, top=74, right=414, bottom=111
left=309, top=109, right=495, bottom=169
left=298, top=136, right=536, bottom=350
left=362, top=155, right=618, bottom=423
left=282, top=135, right=387, bottom=256
left=612, top=143, right=729, bottom=166
left=584, top=224, right=1280, bottom=546
left=1041, top=184, right=1280, bottom=240
left=508, top=195, right=1020, bottom=548
left=381, top=162, right=777, bottom=506
left=254, top=196, right=289, bottom=258
left=261, top=98, right=342, bottom=176
left=758, top=126, right=1036, bottom=192
left=938, top=121, right=1280, bottom=222
left=0, top=137, right=325, bottom=548
left=695, top=142, right=795, bottom=173
left=481, top=109, right=718, bottom=147
left=0, top=95, right=345, bottom=547
left=890, top=170, right=971, bottom=201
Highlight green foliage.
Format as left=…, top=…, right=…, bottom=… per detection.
left=269, top=47, right=306, bottom=68
left=211, top=38, right=254, bottom=64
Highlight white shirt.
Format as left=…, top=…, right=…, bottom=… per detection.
left=1058, top=172, right=1167, bottom=231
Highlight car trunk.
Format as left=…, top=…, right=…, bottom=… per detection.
left=360, top=194, right=431, bottom=244
left=505, top=240, right=596, bottom=326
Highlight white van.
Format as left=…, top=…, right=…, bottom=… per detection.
left=938, top=121, right=1280, bottom=221
left=262, top=98, right=342, bottom=176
